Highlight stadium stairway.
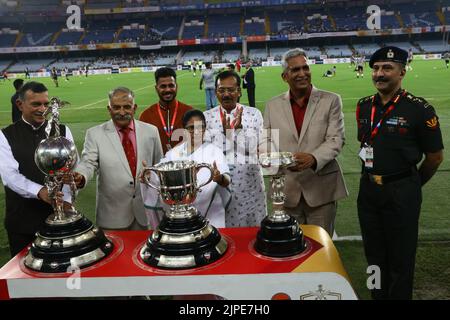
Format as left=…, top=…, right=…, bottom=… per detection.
left=328, top=13, right=337, bottom=31
left=304, top=17, right=309, bottom=33
left=113, top=27, right=123, bottom=43
left=240, top=16, right=244, bottom=35
left=264, top=12, right=271, bottom=34
left=46, top=59, right=57, bottom=69
left=51, top=29, right=62, bottom=45
left=77, top=31, right=86, bottom=44
left=436, top=11, right=446, bottom=25
left=176, top=49, right=184, bottom=65
left=395, top=13, right=404, bottom=28
left=13, top=33, right=23, bottom=47
left=204, top=17, right=209, bottom=38
left=412, top=41, right=424, bottom=53
left=3, top=61, right=16, bottom=72
left=178, top=16, right=186, bottom=40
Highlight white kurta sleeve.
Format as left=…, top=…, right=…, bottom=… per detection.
left=0, top=131, right=42, bottom=199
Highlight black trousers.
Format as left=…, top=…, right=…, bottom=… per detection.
left=357, top=172, right=422, bottom=300
left=247, top=87, right=256, bottom=108
left=7, top=231, right=35, bottom=257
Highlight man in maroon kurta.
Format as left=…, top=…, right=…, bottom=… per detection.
left=139, top=67, right=193, bottom=154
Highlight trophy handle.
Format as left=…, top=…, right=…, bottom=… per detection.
left=195, top=163, right=213, bottom=189
left=142, top=167, right=160, bottom=191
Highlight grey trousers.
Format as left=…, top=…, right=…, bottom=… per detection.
left=284, top=197, right=337, bottom=236
left=101, top=219, right=149, bottom=231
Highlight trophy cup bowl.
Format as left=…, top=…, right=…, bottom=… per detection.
left=254, top=152, right=306, bottom=257
left=23, top=98, right=114, bottom=273
left=35, top=136, right=78, bottom=176
left=144, top=160, right=207, bottom=209
left=140, top=160, right=228, bottom=269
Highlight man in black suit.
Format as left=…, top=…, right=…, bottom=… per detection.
left=0, top=81, right=73, bottom=256
left=242, top=61, right=256, bottom=108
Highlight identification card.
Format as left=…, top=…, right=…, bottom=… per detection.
left=364, top=146, right=374, bottom=169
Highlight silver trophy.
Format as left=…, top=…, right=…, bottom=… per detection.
left=34, top=98, right=80, bottom=224
left=254, top=152, right=306, bottom=257
left=140, top=160, right=228, bottom=269
left=24, top=97, right=113, bottom=273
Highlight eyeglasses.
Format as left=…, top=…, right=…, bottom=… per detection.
left=216, top=87, right=239, bottom=94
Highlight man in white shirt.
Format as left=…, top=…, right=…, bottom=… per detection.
left=204, top=71, right=267, bottom=227
left=0, top=81, right=74, bottom=256
left=199, top=62, right=217, bottom=110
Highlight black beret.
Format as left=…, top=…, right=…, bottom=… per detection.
left=369, top=46, right=408, bottom=68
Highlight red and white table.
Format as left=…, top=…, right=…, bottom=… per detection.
left=0, top=225, right=358, bottom=300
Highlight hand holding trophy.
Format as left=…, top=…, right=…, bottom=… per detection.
left=254, top=152, right=306, bottom=257
left=24, top=97, right=114, bottom=273
left=140, top=160, right=228, bottom=269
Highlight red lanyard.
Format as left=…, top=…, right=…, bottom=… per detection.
left=369, top=90, right=406, bottom=143
left=157, top=101, right=179, bottom=138
left=219, top=104, right=241, bottom=129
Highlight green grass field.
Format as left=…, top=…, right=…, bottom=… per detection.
left=0, top=60, right=449, bottom=299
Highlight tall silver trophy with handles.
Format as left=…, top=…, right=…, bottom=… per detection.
left=141, top=160, right=228, bottom=269
left=254, top=152, right=306, bottom=257
left=24, top=97, right=113, bottom=273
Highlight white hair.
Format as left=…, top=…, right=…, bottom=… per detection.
left=108, top=86, right=135, bottom=103
left=281, top=48, right=308, bottom=72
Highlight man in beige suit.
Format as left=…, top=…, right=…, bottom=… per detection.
left=73, top=87, right=163, bottom=230
left=263, top=48, right=348, bottom=236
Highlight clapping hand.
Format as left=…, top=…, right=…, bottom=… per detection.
left=212, top=161, right=222, bottom=183
left=233, top=106, right=243, bottom=130
left=221, top=106, right=243, bottom=132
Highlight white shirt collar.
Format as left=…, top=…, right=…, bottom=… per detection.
left=21, top=116, right=45, bottom=131
left=220, top=103, right=242, bottom=116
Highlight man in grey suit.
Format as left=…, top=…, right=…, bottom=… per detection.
left=72, top=87, right=163, bottom=230
left=262, top=48, right=348, bottom=236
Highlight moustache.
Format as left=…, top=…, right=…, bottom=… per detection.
left=374, top=77, right=388, bottom=82
left=113, top=114, right=132, bottom=121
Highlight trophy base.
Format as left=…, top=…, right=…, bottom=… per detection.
left=140, top=214, right=228, bottom=269
left=24, top=212, right=114, bottom=273
left=254, top=215, right=306, bottom=257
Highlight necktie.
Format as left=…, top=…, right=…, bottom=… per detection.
left=120, top=127, right=136, bottom=178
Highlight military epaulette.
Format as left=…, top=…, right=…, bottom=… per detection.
left=357, top=95, right=373, bottom=105
left=405, top=93, right=432, bottom=109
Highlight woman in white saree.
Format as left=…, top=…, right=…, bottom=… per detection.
left=140, top=109, right=231, bottom=229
